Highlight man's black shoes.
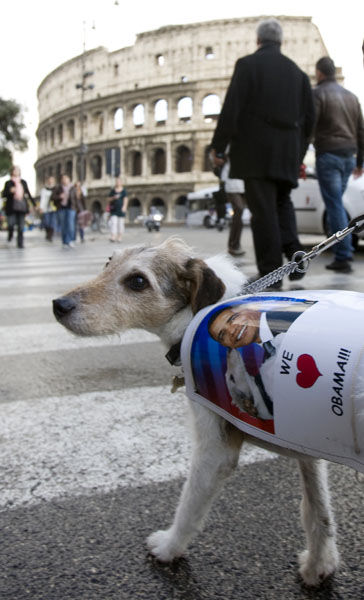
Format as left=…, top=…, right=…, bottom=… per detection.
left=325, top=260, right=352, bottom=273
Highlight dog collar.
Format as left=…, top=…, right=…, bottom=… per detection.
left=165, top=341, right=182, bottom=366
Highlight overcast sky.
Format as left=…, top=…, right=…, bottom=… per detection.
left=1, top=0, right=363, bottom=190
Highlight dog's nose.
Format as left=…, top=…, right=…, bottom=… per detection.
left=53, top=296, right=77, bottom=319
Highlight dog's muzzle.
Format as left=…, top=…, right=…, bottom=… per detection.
left=53, top=296, right=77, bottom=320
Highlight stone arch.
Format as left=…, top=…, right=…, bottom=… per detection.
left=128, top=197, right=142, bottom=222
left=57, top=123, right=63, bottom=144
left=133, top=104, right=144, bottom=127
left=177, top=96, right=193, bottom=121
left=66, top=119, right=75, bottom=140
left=91, top=200, right=103, bottom=214
left=114, top=107, right=123, bottom=131
left=150, top=197, right=166, bottom=217
left=175, top=195, right=188, bottom=221
left=90, top=155, right=102, bottom=179
left=154, top=99, right=168, bottom=123
left=202, top=94, right=221, bottom=120
left=129, top=150, right=142, bottom=176
left=176, top=145, right=193, bottom=173
left=151, top=147, right=166, bottom=174
left=65, top=159, right=73, bottom=179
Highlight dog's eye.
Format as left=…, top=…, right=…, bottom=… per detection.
left=124, top=274, right=149, bottom=291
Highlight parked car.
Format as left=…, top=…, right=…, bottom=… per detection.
left=291, top=171, right=364, bottom=245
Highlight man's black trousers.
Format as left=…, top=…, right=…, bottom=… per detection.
left=244, top=178, right=302, bottom=276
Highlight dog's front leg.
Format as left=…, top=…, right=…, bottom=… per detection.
left=297, top=458, right=339, bottom=586
left=147, top=402, right=244, bottom=562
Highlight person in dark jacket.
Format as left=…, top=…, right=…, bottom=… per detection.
left=210, top=18, right=315, bottom=286
left=51, top=174, right=77, bottom=248
left=313, top=56, right=364, bottom=273
left=2, top=165, right=36, bottom=248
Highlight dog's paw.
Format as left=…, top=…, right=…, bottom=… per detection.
left=147, top=529, right=184, bottom=562
left=298, top=544, right=339, bottom=586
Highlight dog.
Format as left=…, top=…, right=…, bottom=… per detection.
left=52, top=236, right=341, bottom=587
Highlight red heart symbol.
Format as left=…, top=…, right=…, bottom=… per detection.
left=296, top=354, right=322, bottom=388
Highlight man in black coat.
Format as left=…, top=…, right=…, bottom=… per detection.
left=211, top=18, right=315, bottom=285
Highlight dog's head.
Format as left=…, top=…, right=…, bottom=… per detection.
left=52, top=237, right=226, bottom=338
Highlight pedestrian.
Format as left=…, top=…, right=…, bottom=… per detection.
left=51, top=174, right=76, bottom=248
left=39, top=176, right=57, bottom=242
left=108, top=177, right=128, bottom=243
left=312, top=56, right=364, bottom=273
left=220, top=153, right=245, bottom=256
left=210, top=18, right=315, bottom=288
left=1, top=165, right=36, bottom=249
left=70, top=181, right=90, bottom=243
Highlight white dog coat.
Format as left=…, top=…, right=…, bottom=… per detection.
left=181, top=290, right=364, bottom=474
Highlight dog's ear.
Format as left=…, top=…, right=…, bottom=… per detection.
left=184, top=258, right=226, bottom=314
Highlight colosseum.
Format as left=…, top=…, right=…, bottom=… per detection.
left=35, top=15, right=335, bottom=223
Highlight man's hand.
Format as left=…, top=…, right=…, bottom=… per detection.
left=353, top=166, right=363, bottom=179
left=210, top=148, right=225, bottom=168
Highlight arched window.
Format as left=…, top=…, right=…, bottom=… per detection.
left=205, top=46, right=214, bottom=59
left=128, top=197, right=142, bottom=222
left=152, top=148, right=166, bottom=174
left=57, top=124, right=63, bottom=144
left=114, top=107, right=123, bottom=131
left=65, top=160, right=73, bottom=179
left=56, top=163, right=62, bottom=180
left=91, top=200, right=102, bottom=215
left=202, top=94, right=221, bottom=121
left=133, top=104, right=144, bottom=127
left=154, top=99, right=168, bottom=123
left=178, top=97, right=193, bottom=121
left=155, top=54, right=165, bottom=66
left=67, top=119, right=75, bottom=140
left=175, top=195, right=188, bottom=221
left=176, top=145, right=192, bottom=173
left=131, top=151, right=142, bottom=176
left=90, top=155, right=102, bottom=180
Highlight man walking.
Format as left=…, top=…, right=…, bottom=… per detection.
left=211, top=18, right=315, bottom=287
left=313, top=56, right=364, bottom=273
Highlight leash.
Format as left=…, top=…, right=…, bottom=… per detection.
left=241, top=213, right=364, bottom=295
left=167, top=213, right=364, bottom=392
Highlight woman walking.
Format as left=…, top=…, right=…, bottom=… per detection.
left=108, top=177, right=128, bottom=243
left=2, top=166, right=36, bottom=248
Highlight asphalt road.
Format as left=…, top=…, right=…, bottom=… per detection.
left=1, top=224, right=364, bottom=599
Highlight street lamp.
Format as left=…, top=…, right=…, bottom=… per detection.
left=75, top=21, right=95, bottom=184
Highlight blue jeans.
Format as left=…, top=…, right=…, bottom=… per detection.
left=316, top=152, right=355, bottom=261
left=58, top=208, right=76, bottom=245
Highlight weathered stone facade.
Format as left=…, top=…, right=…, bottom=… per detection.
left=35, top=15, right=333, bottom=222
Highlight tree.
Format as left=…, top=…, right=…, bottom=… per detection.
left=0, top=98, right=28, bottom=176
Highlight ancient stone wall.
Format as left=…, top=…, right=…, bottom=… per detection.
left=35, top=16, right=331, bottom=222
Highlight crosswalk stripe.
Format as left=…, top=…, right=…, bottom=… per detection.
left=0, top=385, right=274, bottom=510
left=0, top=239, right=275, bottom=512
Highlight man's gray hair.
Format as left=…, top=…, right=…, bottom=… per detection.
left=257, top=18, right=283, bottom=44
